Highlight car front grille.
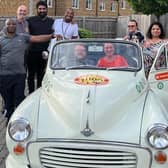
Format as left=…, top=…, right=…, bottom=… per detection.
left=39, top=144, right=137, bottom=168
left=27, top=140, right=151, bottom=168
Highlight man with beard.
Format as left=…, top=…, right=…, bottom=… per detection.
left=27, top=1, right=54, bottom=93
left=52, top=8, right=79, bottom=40
left=72, top=44, right=95, bottom=66
left=0, top=18, right=53, bottom=122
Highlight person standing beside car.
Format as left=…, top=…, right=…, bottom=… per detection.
left=0, top=18, right=53, bottom=122
left=0, top=4, right=29, bottom=35
left=0, top=6, right=29, bottom=117
left=143, top=22, right=167, bottom=76
left=16, top=4, right=29, bottom=34
left=123, top=19, right=144, bottom=43
left=52, top=8, right=79, bottom=40
left=27, top=1, right=54, bottom=93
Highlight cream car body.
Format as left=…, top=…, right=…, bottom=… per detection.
left=6, top=40, right=168, bottom=168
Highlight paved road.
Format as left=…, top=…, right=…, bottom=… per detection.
left=0, top=96, right=8, bottom=168
left=0, top=82, right=30, bottom=168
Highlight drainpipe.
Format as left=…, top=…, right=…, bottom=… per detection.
left=29, top=0, right=33, bottom=16
left=116, top=0, right=120, bottom=16
left=95, top=0, right=98, bottom=16
left=55, top=0, right=57, bottom=16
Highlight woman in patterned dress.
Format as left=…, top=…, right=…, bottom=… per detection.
left=143, top=22, right=167, bottom=77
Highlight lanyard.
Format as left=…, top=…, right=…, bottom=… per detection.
left=62, top=20, right=70, bottom=39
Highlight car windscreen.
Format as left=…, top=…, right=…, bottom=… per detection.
left=50, top=41, right=141, bottom=71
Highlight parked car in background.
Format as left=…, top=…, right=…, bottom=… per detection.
left=6, top=39, right=168, bottom=168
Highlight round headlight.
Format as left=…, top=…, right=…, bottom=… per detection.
left=147, top=124, right=168, bottom=149
left=8, top=118, right=31, bottom=142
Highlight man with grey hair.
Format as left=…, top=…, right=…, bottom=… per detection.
left=0, top=18, right=52, bottom=122
left=0, top=4, right=29, bottom=35
left=16, top=4, right=29, bottom=34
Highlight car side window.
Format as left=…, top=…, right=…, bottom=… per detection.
left=154, top=46, right=167, bottom=70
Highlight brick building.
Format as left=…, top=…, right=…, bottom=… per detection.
left=0, top=0, right=133, bottom=16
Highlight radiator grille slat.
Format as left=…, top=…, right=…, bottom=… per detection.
left=40, top=156, right=136, bottom=164
left=40, top=146, right=137, bottom=168
left=41, top=150, right=135, bottom=160
left=42, top=162, right=136, bottom=168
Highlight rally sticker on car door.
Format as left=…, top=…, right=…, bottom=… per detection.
left=155, top=72, right=168, bottom=80
left=74, top=74, right=109, bottom=85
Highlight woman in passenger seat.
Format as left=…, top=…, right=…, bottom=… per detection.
left=97, top=43, right=128, bottom=68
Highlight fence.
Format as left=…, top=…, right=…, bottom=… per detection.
left=1, top=14, right=168, bottom=38
left=117, top=14, right=168, bottom=38
left=117, top=15, right=151, bottom=38
left=76, top=17, right=117, bottom=38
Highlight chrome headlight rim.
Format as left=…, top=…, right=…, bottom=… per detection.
left=147, top=123, right=168, bottom=149
left=8, top=118, right=31, bottom=142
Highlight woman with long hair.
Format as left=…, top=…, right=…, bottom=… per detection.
left=143, top=22, right=167, bottom=76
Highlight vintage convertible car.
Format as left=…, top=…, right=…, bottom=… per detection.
left=6, top=39, right=168, bottom=168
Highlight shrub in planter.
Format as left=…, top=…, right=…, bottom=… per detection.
left=79, top=28, right=93, bottom=38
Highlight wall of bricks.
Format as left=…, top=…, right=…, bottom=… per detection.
left=0, top=0, right=133, bottom=17
left=0, top=0, right=29, bottom=16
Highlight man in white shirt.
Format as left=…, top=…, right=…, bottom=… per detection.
left=52, top=8, right=79, bottom=40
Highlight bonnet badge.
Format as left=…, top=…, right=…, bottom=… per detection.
left=81, top=119, right=94, bottom=137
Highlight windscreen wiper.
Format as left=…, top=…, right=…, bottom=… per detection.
left=65, top=65, right=98, bottom=70
left=106, top=66, right=137, bottom=71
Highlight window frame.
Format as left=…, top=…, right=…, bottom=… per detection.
left=121, top=0, right=126, bottom=9
left=154, top=46, right=168, bottom=71
left=47, top=0, right=53, bottom=8
left=111, top=2, right=116, bottom=12
left=72, top=0, right=79, bottom=9
left=99, top=0, right=106, bottom=11
left=86, top=0, right=92, bottom=10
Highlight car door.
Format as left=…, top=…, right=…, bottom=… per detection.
left=148, top=42, right=168, bottom=109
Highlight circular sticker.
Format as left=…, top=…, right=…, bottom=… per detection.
left=157, top=82, right=164, bottom=90
left=136, top=84, right=141, bottom=93
left=74, top=75, right=109, bottom=85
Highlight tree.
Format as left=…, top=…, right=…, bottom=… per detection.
left=127, top=0, right=168, bottom=20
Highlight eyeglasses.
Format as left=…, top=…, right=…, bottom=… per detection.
left=128, top=25, right=136, bottom=28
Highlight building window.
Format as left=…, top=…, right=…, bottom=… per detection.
left=99, top=0, right=105, bottom=11
left=111, top=2, right=116, bottom=12
left=72, top=0, right=79, bottom=8
left=121, top=0, right=126, bottom=9
left=47, top=0, right=53, bottom=8
left=86, top=0, right=92, bottom=10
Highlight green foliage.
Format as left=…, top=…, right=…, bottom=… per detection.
left=127, top=0, right=168, bottom=18
left=79, top=28, right=93, bottom=38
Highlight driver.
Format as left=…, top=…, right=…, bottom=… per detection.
left=72, top=44, right=95, bottom=66
left=97, top=43, right=128, bottom=68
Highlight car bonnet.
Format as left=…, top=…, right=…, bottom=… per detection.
left=37, top=70, right=147, bottom=144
